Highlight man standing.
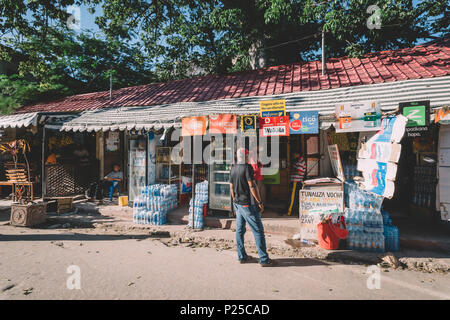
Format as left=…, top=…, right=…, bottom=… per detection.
left=230, top=148, right=275, bottom=267
left=287, top=151, right=306, bottom=216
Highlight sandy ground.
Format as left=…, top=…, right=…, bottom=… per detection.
left=1, top=225, right=449, bottom=300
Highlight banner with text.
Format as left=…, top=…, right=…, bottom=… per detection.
left=260, top=99, right=286, bottom=117
left=208, top=114, right=237, bottom=134
left=299, top=190, right=344, bottom=241
left=259, top=116, right=289, bottom=137
left=399, top=100, right=430, bottom=137
left=335, top=101, right=381, bottom=133
left=289, top=111, right=319, bottom=134
left=181, top=116, right=207, bottom=136
left=240, top=115, right=257, bottom=136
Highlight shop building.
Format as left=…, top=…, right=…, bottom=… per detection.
left=0, top=37, right=449, bottom=227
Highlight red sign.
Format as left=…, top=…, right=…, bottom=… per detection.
left=208, top=114, right=237, bottom=134
left=182, top=116, right=207, bottom=136
left=259, top=116, right=290, bottom=137
left=289, top=119, right=302, bottom=131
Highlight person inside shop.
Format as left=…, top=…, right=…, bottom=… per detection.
left=249, top=147, right=266, bottom=204
left=104, top=163, right=123, bottom=202
left=45, top=147, right=60, bottom=165
left=230, top=148, right=276, bottom=267
left=73, top=143, right=90, bottom=166
left=287, top=151, right=306, bottom=216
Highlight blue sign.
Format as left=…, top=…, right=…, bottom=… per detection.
left=289, top=111, right=319, bottom=134
left=261, top=110, right=285, bottom=117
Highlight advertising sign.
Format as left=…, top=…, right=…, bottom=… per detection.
left=335, top=101, right=381, bottom=133
left=289, top=111, right=319, bottom=134
left=399, top=100, right=430, bottom=137
left=260, top=99, right=286, bottom=117
left=240, top=115, right=257, bottom=136
left=209, top=114, right=237, bottom=134
left=106, top=131, right=120, bottom=152
left=259, top=116, right=289, bottom=137
left=181, top=116, right=207, bottom=136
left=435, top=106, right=450, bottom=124
left=299, top=190, right=344, bottom=241
left=327, top=144, right=345, bottom=182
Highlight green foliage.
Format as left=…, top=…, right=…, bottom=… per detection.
left=0, top=0, right=155, bottom=114
left=0, top=75, right=70, bottom=114
left=0, top=0, right=448, bottom=114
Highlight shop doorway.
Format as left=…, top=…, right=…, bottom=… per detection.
left=43, top=130, right=99, bottom=198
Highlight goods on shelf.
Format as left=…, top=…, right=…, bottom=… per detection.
left=344, top=181, right=385, bottom=252
left=342, top=163, right=359, bottom=180
left=188, top=180, right=208, bottom=229
left=411, top=165, right=437, bottom=208
left=48, top=135, right=74, bottom=149
left=133, top=184, right=178, bottom=225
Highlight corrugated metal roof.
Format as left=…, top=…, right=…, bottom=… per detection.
left=56, top=75, right=450, bottom=132
left=0, top=112, right=39, bottom=129
left=14, top=37, right=450, bottom=114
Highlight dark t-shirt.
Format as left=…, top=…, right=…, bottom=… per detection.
left=230, top=164, right=256, bottom=206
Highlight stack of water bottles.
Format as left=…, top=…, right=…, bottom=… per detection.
left=381, top=208, right=400, bottom=251
left=133, top=184, right=178, bottom=225
left=188, top=180, right=208, bottom=229
left=343, top=163, right=359, bottom=181
left=344, top=181, right=385, bottom=252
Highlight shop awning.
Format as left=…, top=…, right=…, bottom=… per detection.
left=0, top=112, right=39, bottom=129
left=49, top=106, right=182, bottom=132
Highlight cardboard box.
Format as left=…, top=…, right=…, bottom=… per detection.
left=118, top=196, right=128, bottom=206
left=358, top=141, right=402, bottom=163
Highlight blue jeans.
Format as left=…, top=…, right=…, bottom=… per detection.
left=108, top=181, right=120, bottom=201
left=233, top=203, right=269, bottom=264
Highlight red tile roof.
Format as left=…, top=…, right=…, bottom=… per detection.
left=15, top=37, right=450, bottom=114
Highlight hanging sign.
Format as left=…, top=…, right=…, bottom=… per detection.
left=240, top=115, right=257, bottom=136
left=106, top=131, right=120, bottom=152
left=260, top=99, right=286, bottom=117
left=399, top=100, right=430, bottom=137
left=335, top=101, right=382, bottom=133
left=181, top=116, right=207, bottom=136
left=259, top=116, right=289, bottom=137
left=209, top=114, right=237, bottom=134
left=289, top=111, right=319, bottom=134
left=327, top=144, right=345, bottom=182
left=434, top=106, right=450, bottom=124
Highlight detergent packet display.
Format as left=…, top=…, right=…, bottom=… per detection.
left=357, top=159, right=397, bottom=198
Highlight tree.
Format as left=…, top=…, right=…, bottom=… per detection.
left=90, top=0, right=449, bottom=78
left=0, top=0, right=155, bottom=114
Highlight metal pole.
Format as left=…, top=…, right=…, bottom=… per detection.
left=109, top=68, right=113, bottom=100
left=191, top=135, right=195, bottom=229
left=321, top=29, right=326, bottom=76
left=41, top=126, right=46, bottom=199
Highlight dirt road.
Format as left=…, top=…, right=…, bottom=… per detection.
left=1, top=225, right=449, bottom=300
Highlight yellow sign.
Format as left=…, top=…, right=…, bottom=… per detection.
left=259, top=99, right=286, bottom=117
